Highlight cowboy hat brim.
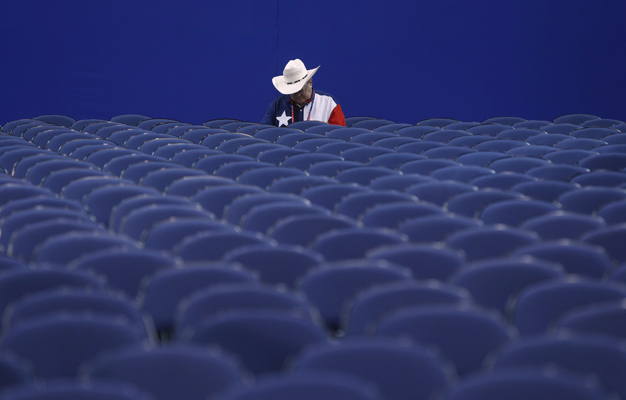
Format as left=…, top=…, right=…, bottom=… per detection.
left=272, top=65, right=320, bottom=95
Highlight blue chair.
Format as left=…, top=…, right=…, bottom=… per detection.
left=241, top=202, right=330, bottom=234
left=447, top=135, right=496, bottom=148
left=442, top=369, right=610, bottom=400
left=175, top=230, right=272, bottom=262
left=0, top=255, right=28, bottom=274
left=335, top=167, right=399, bottom=186
left=596, top=200, right=626, bottom=224
left=295, top=138, right=344, bottom=152
left=203, top=119, right=241, bottom=129
left=59, top=140, right=115, bottom=157
left=582, top=225, right=626, bottom=263
left=396, top=141, right=445, bottom=155
left=13, top=154, right=72, bottom=179
left=496, top=128, right=544, bottom=141
left=252, top=127, right=301, bottom=142
left=526, top=133, right=574, bottom=146
left=59, top=176, right=135, bottom=203
left=136, top=119, right=179, bottom=130
left=604, top=133, right=626, bottom=144
left=554, top=138, right=607, bottom=151
left=139, top=264, right=258, bottom=336
left=325, top=127, right=371, bottom=141
left=374, top=304, right=514, bottom=375
left=368, top=174, right=433, bottom=191
left=557, top=300, right=626, bottom=340
left=361, top=202, right=444, bottom=229
left=455, top=152, right=510, bottom=167
left=452, top=258, right=564, bottom=314
left=367, top=153, right=425, bottom=170
left=398, top=214, right=482, bottom=242
left=83, top=148, right=140, bottom=168
left=33, top=114, right=76, bottom=128
left=520, top=212, right=606, bottom=240
left=106, top=129, right=149, bottom=146
left=336, top=191, right=417, bottom=220
left=222, top=244, right=324, bottom=287
left=398, top=159, right=459, bottom=175
left=237, top=167, right=306, bottom=189
left=268, top=175, right=337, bottom=194
left=144, top=218, right=235, bottom=252
left=350, top=132, right=396, bottom=146
left=422, top=146, right=476, bottom=160
left=570, top=127, right=618, bottom=140
left=479, top=199, right=561, bottom=227
left=193, top=185, right=264, bottom=219
left=417, top=118, right=459, bottom=128
left=511, top=241, right=613, bottom=279
left=367, top=243, right=464, bottom=281
left=292, top=338, right=452, bottom=400
left=311, top=226, right=406, bottom=260
left=103, top=154, right=165, bottom=177
left=223, top=192, right=308, bottom=226
left=474, top=140, right=527, bottom=153
left=138, top=138, right=191, bottom=155
left=492, top=332, right=626, bottom=400
left=35, top=232, right=139, bottom=265
left=177, top=283, right=315, bottom=337
left=340, top=147, right=394, bottom=163
left=0, top=184, right=54, bottom=207
left=446, top=226, right=539, bottom=262
left=124, top=133, right=176, bottom=150
left=169, top=148, right=224, bottom=167
left=554, top=114, right=599, bottom=125
left=571, top=170, right=626, bottom=187
left=581, top=119, right=624, bottom=128
left=256, top=148, right=308, bottom=165
left=275, top=132, right=323, bottom=147
left=430, top=166, right=494, bottom=183
left=200, top=133, right=254, bottom=150
left=558, top=187, right=626, bottom=214
left=180, top=128, right=230, bottom=144
left=110, top=114, right=151, bottom=125
left=118, top=204, right=214, bottom=241
left=483, top=117, right=526, bottom=125
left=315, top=142, right=367, bottom=156
left=215, top=161, right=276, bottom=180
left=596, top=144, right=626, bottom=154
left=281, top=153, right=342, bottom=170
left=301, top=184, right=370, bottom=211
left=110, top=195, right=197, bottom=233
left=217, top=138, right=271, bottom=154
left=511, top=277, right=626, bottom=336
left=298, top=260, right=412, bottom=330
left=578, top=153, right=626, bottom=171
left=351, top=119, right=395, bottom=130
left=370, top=137, right=419, bottom=150
left=25, top=159, right=96, bottom=185
left=0, top=314, right=145, bottom=379
left=192, top=154, right=253, bottom=174
left=343, top=280, right=470, bottom=335
left=307, top=161, right=366, bottom=178
left=40, top=169, right=111, bottom=194
left=526, top=165, right=589, bottom=182
left=235, top=143, right=287, bottom=158
left=85, top=345, right=243, bottom=400
left=121, top=162, right=184, bottom=184
left=152, top=143, right=208, bottom=160
left=444, top=189, right=524, bottom=218
left=0, top=148, right=49, bottom=174
left=182, top=310, right=328, bottom=375
left=270, top=214, right=359, bottom=247
left=543, top=149, right=598, bottom=166
left=511, top=180, right=578, bottom=203
left=422, top=130, right=471, bottom=143
left=406, top=181, right=476, bottom=206
left=165, top=176, right=236, bottom=197
left=470, top=172, right=536, bottom=190
left=8, top=219, right=105, bottom=262
left=83, top=185, right=161, bottom=226
left=444, top=121, right=481, bottom=130
left=488, top=157, right=551, bottom=173
left=0, top=353, right=31, bottom=394
left=506, top=145, right=556, bottom=158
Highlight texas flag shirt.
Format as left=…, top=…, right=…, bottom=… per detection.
left=261, top=90, right=346, bottom=127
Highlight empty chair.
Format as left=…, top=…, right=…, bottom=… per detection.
left=370, top=137, right=419, bottom=150
left=237, top=167, right=306, bottom=189
left=343, top=280, right=471, bottom=335
left=506, top=145, right=556, bottom=158
left=474, top=139, right=527, bottom=153
left=170, top=148, right=224, bottom=167
left=193, top=154, right=254, bottom=175
left=444, top=189, right=524, bottom=218
left=556, top=300, right=626, bottom=340
left=417, top=118, right=459, bottom=128
left=447, top=135, right=495, bottom=148
left=511, top=277, right=626, bottom=336
left=35, top=232, right=139, bottom=265
left=214, top=371, right=381, bottom=400
left=106, top=129, right=151, bottom=146
left=582, top=225, right=626, bottom=264
left=71, top=248, right=178, bottom=299
left=470, top=172, right=536, bottom=190
left=153, top=143, right=208, bottom=159
left=488, top=157, right=550, bottom=173
left=118, top=204, right=214, bottom=241
left=110, top=114, right=150, bottom=125
left=422, top=146, right=476, bottom=160
left=255, top=148, right=308, bottom=165
left=295, top=138, right=345, bottom=152
left=554, top=138, right=607, bottom=151
left=215, top=161, right=275, bottom=180
left=222, top=244, right=324, bottom=287
left=352, top=119, right=395, bottom=130
left=325, top=127, right=370, bottom=141
left=571, top=127, right=619, bottom=140
left=109, top=195, right=197, bottom=233
left=571, top=170, right=626, bottom=187
left=604, top=133, right=626, bottom=144
left=0, top=148, right=49, bottom=174
left=398, top=214, right=482, bottom=242
left=399, top=159, right=459, bottom=175
left=452, top=258, right=564, bottom=314
left=406, top=181, right=476, bottom=206
left=270, top=214, right=359, bottom=247
left=0, top=255, right=28, bottom=274
left=367, top=153, right=425, bottom=170
left=33, top=114, right=76, bottom=128
left=83, top=185, right=161, bottom=225
left=41, top=169, right=112, bottom=194
left=512, top=241, right=613, bottom=279
left=582, top=119, right=624, bottom=128
left=446, top=226, right=539, bottom=262
left=396, top=141, right=445, bottom=155
left=252, top=127, right=301, bottom=142
left=444, top=121, right=481, bottom=130
left=479, top=199, right=561, bottom=226
left=335, top=167, right=399, bottom=186
left=442, top=369, right=610, bottom=400
left=298, top=260, right=412, bottom=330
left=558, top=187, right=626, bottom=214
left=25, top=159, right=95, bottom=185
left=520, top=212, right=606, bottom=240
left=139, top=169, right=207, bottom=192
left=85, top=345, right=243, bottom=400
left=423, top=129, right=471, bottom=143
left=0, top=314, right=145, bottom=379
left=375, top=304, right=514, bottom=375
left=121, top=162, right=184, bottom=184
left=124, top=133, right=176, bottom=150
left=430, top=166, right=494, bottom=183
left=175, top=230, right=272, bottom=262
left=455, top=152, right=510, bottom=167
left=165, top=176, right=236, bottom=197
left=511, top=180, right=578, bottom=203
left=367, top=243, right=464, bottom=281
left=361, top=201, right=444, bottom=229
left=139, top=264, right=258, bottom=336
left=350, top=132, right=396, bottom=146
left=144, top=218, right=235, bottom=252
left=483, top=117, right=526, bottom=125
left=0, top=353, right=31, bottom=393
left=180, top=129, right=230, bottom=144
left=368, top=174, right=433, bottom=191
left=235, top=143, right=287, bottom=158
left=301, top=184, right=370, bottom=211
left=596, top=199, right=626, bottom=225
left=217, top=138, right=271, bottom=153
left=307, top=160, right=364, bottom=177
left=177, top=283, right=314, bottom=337
left=526, top=164, right=589, bottom=182
left=543, top=149, right=598, bottom=166
left=138, top=138, right=190, bottom=155
left=554, top=114, right=599, bottom=125
left=0, top=195, right=86, bottom=222
left=496, top=128, right=544, bottom=141
left=103, top=154, right=165, bottom=177
left=268, top=175, right=337, bottom=194
left=526, top=133, right=574, bottom=146
left=315, top=142, right=367, bottom=156
left=181, top=310, right=328, bottom=375
left=492, top=332, right=626, bottom=400
left=193, top=185, right=264, bottom=219
left=292, top=338, right=452, bottom=400
left=336, top=191, right=417, bottom=220
left=59, top=140, right=115, bottom=157
left=241, top=202, right=329, bottom=234
left=341, top=147, right=394, bottom=163
left=0, top=184, right=53, bottom=208
left=275, top=133, right=323, bottom=147
left=596, top=143, right=626, bottom=154
left=223, top=192, right=308, bottom=226
left=281, top=153, right=342, bottom=171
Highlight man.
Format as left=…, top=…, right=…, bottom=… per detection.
left=261, top=59, right=345, bottom=127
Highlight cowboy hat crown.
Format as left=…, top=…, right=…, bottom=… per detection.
left=272, top=59, right=320, bottom=95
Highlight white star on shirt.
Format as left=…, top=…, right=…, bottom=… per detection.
left=276, top=111, right=291, bottom=127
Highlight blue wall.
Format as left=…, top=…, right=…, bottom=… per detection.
left=2, top=1, right=626, bottom=125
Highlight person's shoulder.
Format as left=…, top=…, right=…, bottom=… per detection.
left=314, top=90, right=340, bottom=104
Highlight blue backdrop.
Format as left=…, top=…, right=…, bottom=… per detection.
left=2, top=1, right=626, bottom=125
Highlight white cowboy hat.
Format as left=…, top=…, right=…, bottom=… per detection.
left=272, top=59, right=320, bottom=95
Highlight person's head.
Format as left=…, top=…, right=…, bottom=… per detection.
left=272, top=59, right=320, bottom=101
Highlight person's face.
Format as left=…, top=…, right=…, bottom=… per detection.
left=290, top=80, right=313, bottom=106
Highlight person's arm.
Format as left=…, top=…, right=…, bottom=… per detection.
left=328, top=103, right=346, bottom=126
